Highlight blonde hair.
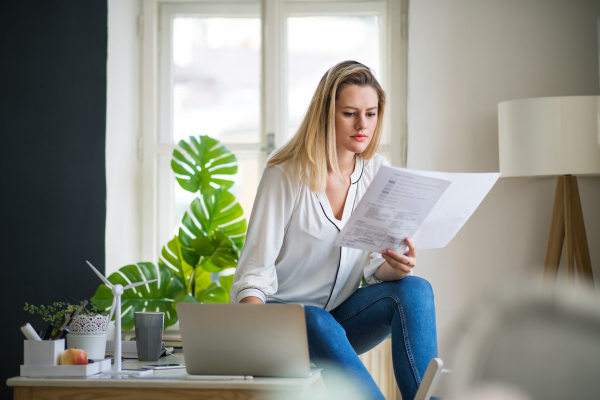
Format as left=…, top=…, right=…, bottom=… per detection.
left=267, top=60, right=386, bottom=193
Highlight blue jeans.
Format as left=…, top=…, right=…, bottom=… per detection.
left=305, top=276, right=438, bottom=400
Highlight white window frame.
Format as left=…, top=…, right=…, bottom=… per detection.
left=140, top=0, right=407, bottom=261
left=282, top=2, right=387, bottom=144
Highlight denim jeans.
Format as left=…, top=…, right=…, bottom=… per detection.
left=305, top=276, right=438, bottom=400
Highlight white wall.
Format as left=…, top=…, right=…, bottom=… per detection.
left=106, top=0, right=142, bottom=276
left=408, top=0, right=600, bottom=357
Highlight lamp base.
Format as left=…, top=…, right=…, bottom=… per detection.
left=543, top=175, right=594, bottom=286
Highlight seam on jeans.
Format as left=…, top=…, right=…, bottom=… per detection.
left=336, top=293, right=421, bottom=387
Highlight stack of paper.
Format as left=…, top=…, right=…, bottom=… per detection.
left=333, top=166, right=500, bottom=254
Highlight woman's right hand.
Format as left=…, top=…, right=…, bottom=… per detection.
left=240, top=296, right=264, bottom=304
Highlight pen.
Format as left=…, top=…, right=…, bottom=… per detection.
left=66, top=300, right=87, bottom=328
left=42, top=322, right=55, bottom=340
left=21, top=323, right=42, bottom=341
left=57, top=328, right=70, bottom=340
left=52, top=300, right=88, bottom=340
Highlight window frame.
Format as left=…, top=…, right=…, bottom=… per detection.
left=140, top=0, right=407, bottom=261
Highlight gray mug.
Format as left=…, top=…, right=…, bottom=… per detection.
left=134, top=312, right=164, bottom=361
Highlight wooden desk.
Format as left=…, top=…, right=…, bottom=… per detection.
left=7, top=355, right=325, bottom=400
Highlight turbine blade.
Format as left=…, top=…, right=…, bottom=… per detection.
left=124, top=279, right=157, bottom=290
left=85, top=261, right=112, bottom=287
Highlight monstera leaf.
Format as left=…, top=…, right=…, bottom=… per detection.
left=179, top=186, right=247, bottom=250
left=160, top=235, right=215, bottom=296
left=172, top=135, right=238, bottom=194
left=196, top=275, right=235, bottom=303
left=159, top=235, right=195, bottom=293
left=192, top=269, right=211, bottom=297
left=174, top=274, right=234, bottom=303
left=90, top=262, right=184, bottom=329
left=183, top=231, right=239, bottom=273
left=219, top=274, right=234, bottom=297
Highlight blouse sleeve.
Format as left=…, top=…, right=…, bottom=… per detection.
left=230, top=164, right=297, bottom=303
left=363, top=252, right=386, bottom=285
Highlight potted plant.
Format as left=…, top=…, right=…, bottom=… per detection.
left=91, top=135, right=247, bottom=329
left=66, top=304, right=110, bottom=359
left=24, top=301, right=109, bottom=359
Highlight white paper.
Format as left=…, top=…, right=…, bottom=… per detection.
left=333, top=167, right=451, bottom=253
left=333, top=165, right=501, bottom=254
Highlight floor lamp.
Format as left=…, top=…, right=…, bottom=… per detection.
left=498, top=96, right=600, bottom=286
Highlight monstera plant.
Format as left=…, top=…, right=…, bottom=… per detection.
left=91, top=135, right=247, bottom=328
left=90, top=262, right=183, bottom=330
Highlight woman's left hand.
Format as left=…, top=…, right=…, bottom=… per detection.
left=382, top=237, right=418, bottom=278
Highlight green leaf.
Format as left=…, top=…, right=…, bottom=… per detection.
left=219, top=274, right=234, bottom=296
left=196, top=283, right=229, bottom=303
left=193, top=274, right=234, bottom=304
left=174, top=295, right=198, bottom=305
left=191, top=231, right=239, bottom=273
left=180, top=186, right=247, bottom=250
left=90, top=262, right=184, bottom=330
left=171, top=135, right=238, bottom=194
left=193, top=268, right=212, bottom=297
left=159, top=235, right=195, bottom=295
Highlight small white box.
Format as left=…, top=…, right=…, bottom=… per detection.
left=20, top=359, right=112, bottom=377
left=24, top=339, right=64, bottom=366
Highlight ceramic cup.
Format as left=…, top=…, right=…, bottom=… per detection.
left=134, top=312, right=164, bottom=361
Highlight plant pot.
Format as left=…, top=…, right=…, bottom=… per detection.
left=67, top=333, right=107, bottom=359
left=66, top=314, right=109, bottom=359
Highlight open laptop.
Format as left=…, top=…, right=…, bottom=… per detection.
left=177, top=303, right=312, bottom=377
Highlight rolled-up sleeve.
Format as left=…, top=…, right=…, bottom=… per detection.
left=230, top=165, right=297, bottom=303
left=363, top=252, right=386, bottom=285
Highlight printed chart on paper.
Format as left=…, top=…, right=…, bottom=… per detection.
left=333, top=167, right=450, bottom=254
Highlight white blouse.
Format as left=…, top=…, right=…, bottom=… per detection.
left=230, top=154, right=389, bottom=311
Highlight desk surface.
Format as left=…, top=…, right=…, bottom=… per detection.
left=7, top=355, right=322, bottom=393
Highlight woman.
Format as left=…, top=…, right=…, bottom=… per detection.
left=230, top=61, right=438, bottom=400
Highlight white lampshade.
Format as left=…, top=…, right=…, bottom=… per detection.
left=498, top=96, right=600, bottom=177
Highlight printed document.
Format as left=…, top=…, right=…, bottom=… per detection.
left=332, top=166, right=501, bottom=254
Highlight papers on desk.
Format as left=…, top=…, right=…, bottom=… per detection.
left=185, top=375, right=254, bottom=380
left=105, top=340, right=173, bottom=358
left=333, top=166, right=500, bottom=254
left=105, top=340, right=138, bottom=358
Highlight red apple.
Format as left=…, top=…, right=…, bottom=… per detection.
left=59, top=348, right=88, bottom=365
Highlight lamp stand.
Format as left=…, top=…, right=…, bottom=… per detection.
left=543, top=175, right=594, bottom=286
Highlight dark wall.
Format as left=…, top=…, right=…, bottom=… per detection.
left=0, top=1, right=107, bottom=396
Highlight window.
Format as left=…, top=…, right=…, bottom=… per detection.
left=140, top=0, right=407, bottom=261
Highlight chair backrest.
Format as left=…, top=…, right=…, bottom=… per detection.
left=414, top=358, right=451, bottom=400
left=445, top=282, right=600, bottom=399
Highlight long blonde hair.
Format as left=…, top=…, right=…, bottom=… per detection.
left=267, top=61, right=386, bottom=193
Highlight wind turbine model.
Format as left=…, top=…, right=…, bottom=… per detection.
left=86, top=261, right=157, bottom=374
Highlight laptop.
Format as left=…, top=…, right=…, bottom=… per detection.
left=177, top=303, right=312, bottom=378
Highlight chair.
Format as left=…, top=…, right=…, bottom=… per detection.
left=413, top=358, right=451, bottom=400
left=444, top=280, right=600, bottom=399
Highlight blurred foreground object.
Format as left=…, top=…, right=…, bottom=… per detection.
left=446, top=280, right=600, bottom=399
